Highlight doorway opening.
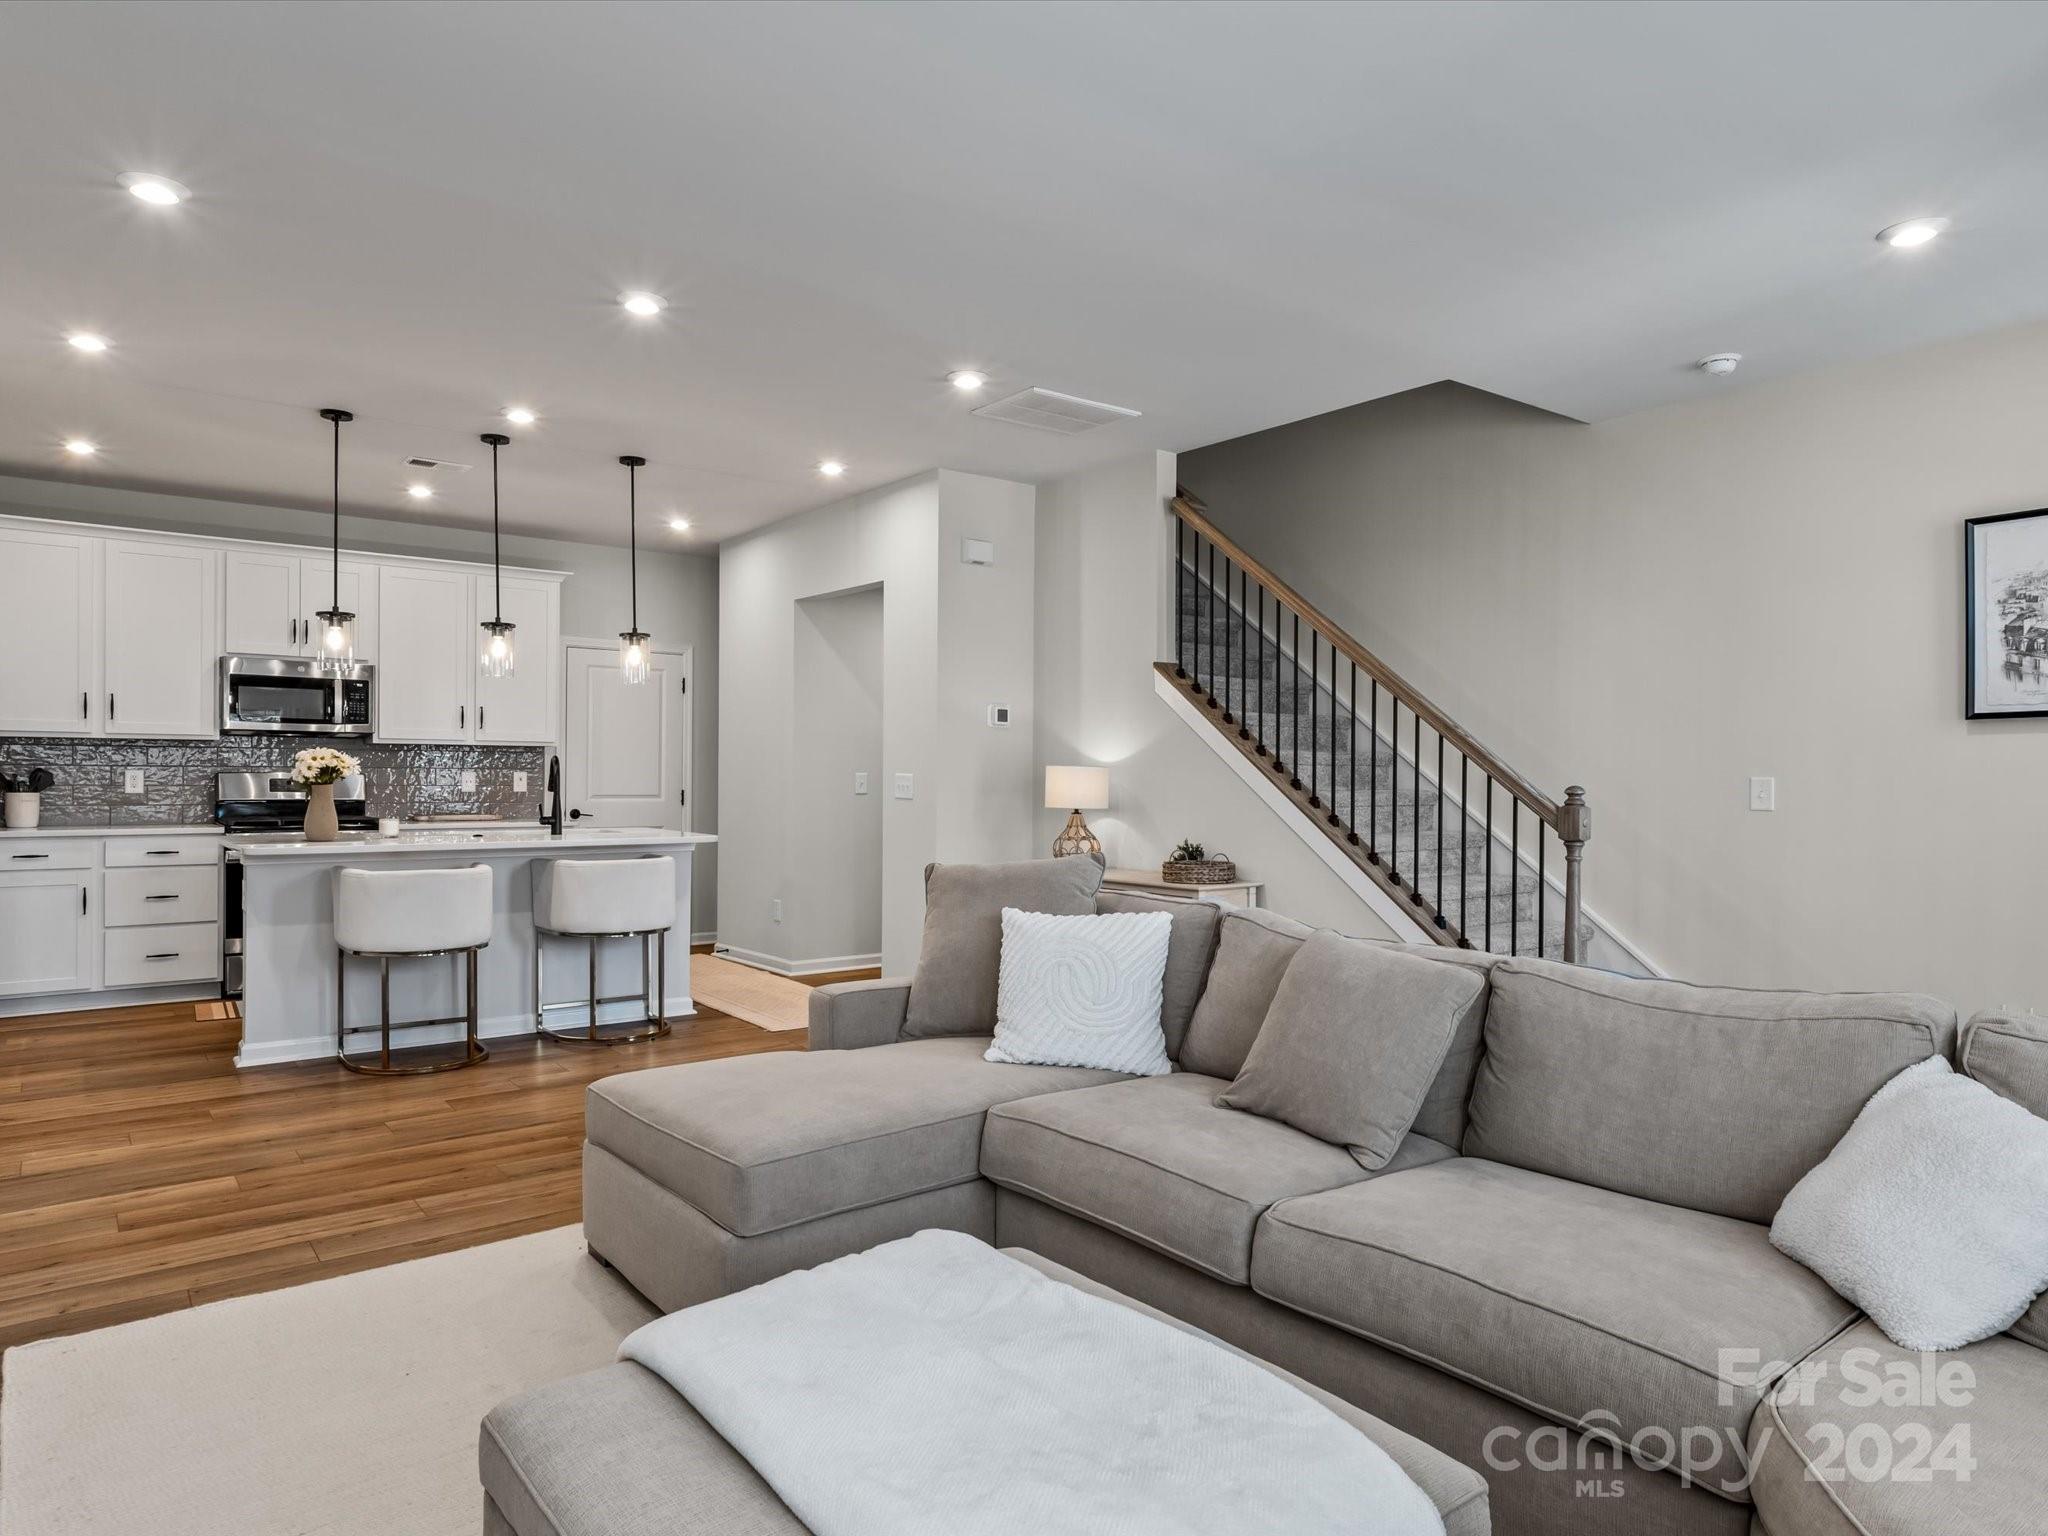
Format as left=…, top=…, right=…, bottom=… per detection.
left=789, top=586, right=883, bottom=968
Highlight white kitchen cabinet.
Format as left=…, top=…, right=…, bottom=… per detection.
left=376, top=564, right=475, bottom=743
left=473, top=573, right=560, bottom=745
left=103, top=539, right=219, bottom=738
left=0, top=526, right=100, bottom=734
left=299, top=558, right=379, bottom=663
left=222, top=548, right=302, bottom=657
left=0, top=866, right=95, bottom=997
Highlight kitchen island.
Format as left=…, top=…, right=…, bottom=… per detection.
left=228, top=826, right=714, bottom=1067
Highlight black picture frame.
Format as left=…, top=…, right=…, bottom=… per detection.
left=1965, top=507, right=2048, bottom=719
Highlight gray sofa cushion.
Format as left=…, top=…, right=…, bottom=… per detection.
left=585, top=1037, right=1126, bottom=1236
left=981, top=1072, right=1406, bottom=1284
left=1251, top=1158, right=1858, bottom=1501
left=1177, top=907, right=1319, bottom=1078
left=1094, top=888, right=1221, bottom=1060
left=1217, top=933, right=1487, bottom=1169
left=902, top=858, right=1103, bottom=1039
left=1962, top=1012, right=2048, bottom=1351
left=1748, top=1319, right=2048, bottom=1535
left=1463, top=957, right=1956, bottom=1223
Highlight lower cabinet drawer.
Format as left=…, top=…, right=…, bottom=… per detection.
left=104, top=923, right=221, bottom=988
left=105, top=865, right=219, bottom=927
left=105, top=836, right=221, bottom=869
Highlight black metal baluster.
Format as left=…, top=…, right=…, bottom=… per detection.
left=1175, top=520, right=1188, bottom=679
left=1387, top=701, right=1401, bottom=887
left=1538, top=824, right=1548, bottom=960
left=1485, top=776, right=1494, bottom=953
left=1435, top=731, right=1446, bottom=926
left=1411, top=710, right=1424, bottom=907
left=1368, top=681, right=1379, bottom=864
left=1204, top=539, right=1217, bottom=707
left=1219, top=556, right=1235, bottom=724
left=1511, top=800, right=1521, bottom=956
left=1288, top=615, right=1302, bottom=789
left=1344, top=663, right=1357, bottom=838
left=1307, top=632, right=1320, bottom=808
left=1236, top=570, right=1251, bottom=740
left=1254, top=587, right=1266, bottom=756
left=1459, top=755, right=1469, bottom=942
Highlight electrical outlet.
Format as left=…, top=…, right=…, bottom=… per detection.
left=123, top=767, right=145, bottom=795
left=771, top=898, right=784, bottom=924
left=1749, top=776, right=1776, bottom=812
left=854, top=771, right=869, bottom=795
left=893, top=773, right=914, bottom=800
left=459, top=769, right=478, bottom=793
left=513, top=771, right=527, bottom=794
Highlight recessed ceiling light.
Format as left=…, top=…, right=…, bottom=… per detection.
left=668, top=515, right=691, bottom=532
left=118, top=171, right=189, bottom=207
left=818, top=460, right=846, bottom=478
left=407, top=482, right=434, bottom=500
left=503, top=406, right=537, bottom=426
left=64, top=438, right=97, bottom=456
left=1877, top=217, right=1949, bottom=249
left=67, top=332, right=109, bottom=353
left=948, top=369, right=988, bottom=392
left=620, top=291, right=666, bottom=317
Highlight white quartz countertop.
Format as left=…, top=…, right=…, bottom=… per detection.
left=0, top=823, right=222, bottom=838
left=226, top=826, right=714, bottom=859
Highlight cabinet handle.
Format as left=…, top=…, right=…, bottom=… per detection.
left=10, top=853, right=50, bottom=860
left=144, top=850, right=179, bottom=857
left=478, top=706, right=485, bottom=730
left=290, top=617, right=298, bottom=645
left=108, top=692, right=115, bottom=720
left=82, top=888, right=88, bottom=915
left=82, top=690, right=89, bottom=720
left=459, top=705, right=465, bottom=729
left=145, top=952, right=181, bottom=961
left=145, top=893, right=181, bottom=901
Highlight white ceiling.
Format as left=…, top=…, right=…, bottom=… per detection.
left=4, top=1, right=2048, bottom=547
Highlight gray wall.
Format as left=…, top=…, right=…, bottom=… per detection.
left=0, top=474, right=720, bottom=928
left=1180, top=319, right=2048, bottom=1014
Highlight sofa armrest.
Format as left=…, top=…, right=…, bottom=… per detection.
left=808, top=978, right=913, bottom=1050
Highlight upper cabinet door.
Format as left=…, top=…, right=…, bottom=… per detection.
left=473, top=573, right=560, bottom=745
left=300, top=558, right=379, bottom=663
left=103, top=540, right=220, bottom=738
left=0, top=527, right=100, bottom=734
left=222, top=549, right=301, bottom=657
left=376, top=565, right=474, bottom=743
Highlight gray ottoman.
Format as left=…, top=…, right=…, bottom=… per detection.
left=481, top=1248, right=1490, bottom=1536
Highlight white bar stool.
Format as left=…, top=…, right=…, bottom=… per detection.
left=532, top=855, right=675, bottom=1046
left=334, top=863, right=493, bottom=1075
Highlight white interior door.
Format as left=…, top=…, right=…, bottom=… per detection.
left=562, top=643, right=690, bottom=830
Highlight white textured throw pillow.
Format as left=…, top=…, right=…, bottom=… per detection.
left=1771, top=1056, right=2048, bottom=1351
left=987, top=907, right=1174, bottom=1075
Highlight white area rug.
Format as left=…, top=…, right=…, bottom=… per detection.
left=692, top=952, right=813, bottom=1031
left=0, top=1225, right=654, bottom=1536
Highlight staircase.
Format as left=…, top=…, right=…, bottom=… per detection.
left=1162, top=488, right=1591, bottom=961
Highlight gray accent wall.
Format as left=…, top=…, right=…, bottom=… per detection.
left=1178, top=320, right=2048, bottom=1015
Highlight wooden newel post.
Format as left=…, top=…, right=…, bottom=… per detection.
left=1558, top=785, right=1591, bottom=964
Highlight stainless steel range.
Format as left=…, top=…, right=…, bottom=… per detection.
left=215, top=769, right=375, bottom=997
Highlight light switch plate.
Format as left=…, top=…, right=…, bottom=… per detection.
left=987, top=704, right=1011, bottom=727
left=1749, top=776, right=1776, bottom=812
left=854, top=771, right=869, bottom=795
left=123, top=767, right=145, bottom=795
left=893, top=773, right=914, bottom=800
left=961, top=537, right=995, bottom=566
left=513, top=771, right=527, bottom=794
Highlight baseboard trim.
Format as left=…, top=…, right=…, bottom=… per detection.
left=234, top=995, right=700, bottom=1069
left=0, top=980, right=220, bottom=1019
left=712, top=945, right=883, bottom=978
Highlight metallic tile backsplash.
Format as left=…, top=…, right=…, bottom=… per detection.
left=0, top=737, right=547, bottom=827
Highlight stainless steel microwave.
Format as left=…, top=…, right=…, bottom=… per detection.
left=220, top=655, right=375, bottom=735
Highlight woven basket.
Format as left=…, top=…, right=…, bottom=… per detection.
left=1161, top=855, right=1236, bottom=886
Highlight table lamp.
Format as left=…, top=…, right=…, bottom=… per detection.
left=1045, top=765, right=1110, bottom=858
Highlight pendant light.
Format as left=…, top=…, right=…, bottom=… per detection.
left=314, top=408, right=356, bottom=671
left=478, top=432, right=516, bottom=677
left=618, top=455, right=651, bottom=685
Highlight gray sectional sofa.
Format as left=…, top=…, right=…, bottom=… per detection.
left=579, top=865, right=2048, bottom=1536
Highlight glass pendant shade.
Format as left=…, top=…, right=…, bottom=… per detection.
left=619, top=628, right=651, bottom=685
left=479, top=432, right=515, bottom=678
left=315, top=408, right=355, bottom=673
left=618, top=455, right=651, bottom=684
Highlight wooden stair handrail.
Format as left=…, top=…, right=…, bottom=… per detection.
left=1170, top=489, right=1561, bottom=825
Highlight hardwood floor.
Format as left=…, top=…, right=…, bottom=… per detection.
left=0, top=966, right=866, bottom=1366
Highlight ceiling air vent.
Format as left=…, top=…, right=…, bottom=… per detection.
left=403, top=455, right=472, bottom=472
left=972, top=387, right=1141, bottom=435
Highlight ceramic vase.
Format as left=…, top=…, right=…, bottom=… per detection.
left=304, top=782, right=339, bottom=842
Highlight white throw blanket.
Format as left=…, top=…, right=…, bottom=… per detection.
left=618, top=1230, right=1444, bottom=1536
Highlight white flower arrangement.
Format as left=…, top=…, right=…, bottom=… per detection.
left=289, top=746, right=362, bottom=787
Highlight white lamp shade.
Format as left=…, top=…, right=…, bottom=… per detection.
left=1044, top=764, right=1109, bottom=811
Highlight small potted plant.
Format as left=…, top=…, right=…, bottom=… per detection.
left=1161, top=839, right=1236, bottom=886
left=1, top=767, right=56, bottom=830
left=289, top=747, right=361, bottom=842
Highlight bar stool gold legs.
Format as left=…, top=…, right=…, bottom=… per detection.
left=534, top=925, right=672, bottom=1046
left=336, top=943, right=490, bottom=1075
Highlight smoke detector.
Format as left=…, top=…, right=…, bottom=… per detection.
left=972, top=387, right=1141, bottom=435
left=1695, top=353, right=1742, bottom=377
